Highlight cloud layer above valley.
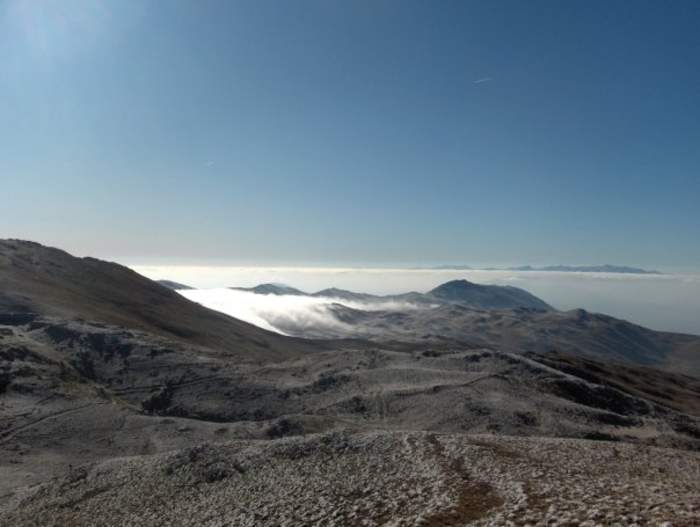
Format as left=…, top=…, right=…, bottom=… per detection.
left=179, top=288, right=426, bottom=337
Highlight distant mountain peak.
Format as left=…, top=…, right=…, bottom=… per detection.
left=230, top=283, right=308, bottom=296
left=312, top=288, right=379, bottom=301
left=508, top=264, right=661, bottom=274
left=424, top=262, right=661, bottom=274
left=430, top=279, right=477, bottom=290
left=428, top=279, right=552, bottom=311
left=316, top=287, right=351, bottom=295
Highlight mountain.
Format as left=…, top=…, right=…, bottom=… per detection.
left=157, top=280, right=194, bottom=290
left=0, top=240, right=311, bottom=359
left=507, top=264, right=661, bottom=274
left=232, top=279, right=554, bottom=311
left=230, top=283, right=309, bottom=296
left=314, top=280, right=555, bottom=311
left=223, top=280, right=700, bottom=376
left=281, top=303, right=700, bottom=376
left=427, top=279, right=553, bottom=310
left=312, top=287, right=381, bottom=302
left=229, top=284, right=379, bottom=302
left=423, top=264, right=661, bottom=274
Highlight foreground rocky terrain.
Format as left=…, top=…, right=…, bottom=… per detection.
left=3, top=431, right=700, bottom=526
left=3, top=312, right=700, bottom=522
left=2, top=240, right=700, bottom=525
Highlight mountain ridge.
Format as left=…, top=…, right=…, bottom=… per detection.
left=420, top=264, right=661, bottom=274
left=0, top=239, right=316, bottom=360
left=224, top=279, right=554, bottom=311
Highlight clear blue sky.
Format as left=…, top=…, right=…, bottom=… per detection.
left=2, top=0, right=699, bottom=269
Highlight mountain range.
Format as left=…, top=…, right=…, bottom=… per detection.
left=423, top=264, right=661, bottom=274
left=228, top=279, right=554, bottom=311
left=2, top=240, right=699, bottom=525
left=213, top=280, right=700, bottom=376
left=504, top=264, right=662, bottom=274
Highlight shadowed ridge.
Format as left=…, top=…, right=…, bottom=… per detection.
left=0, top=239, right=317, bottom=360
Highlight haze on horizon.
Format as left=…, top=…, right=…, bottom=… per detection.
left=2, top=0, right=699, bottom=271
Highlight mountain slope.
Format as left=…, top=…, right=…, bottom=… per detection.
left=257, top=302, right=700, bottom=375
left=427, top=279, right=553, bottom=310
left=2, top=313, right=700, bottom=516
left=0, top=240, right=313, bottom=360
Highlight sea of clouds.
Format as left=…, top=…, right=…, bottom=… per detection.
left=132, top=266, right=700, bottom=336
left=178, top=288, right=426, bottom=336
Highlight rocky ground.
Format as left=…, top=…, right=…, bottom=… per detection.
left=2, top=241, right=700, bottom=525
left=2, top=431, right=699, bottom=526
left=3, top=313, right=700, bottom=519
left=273, top=302, right=700, bottom=377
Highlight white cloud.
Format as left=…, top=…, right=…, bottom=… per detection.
left=179, top=288, right=426, bottom=336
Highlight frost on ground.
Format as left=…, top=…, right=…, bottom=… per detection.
left=3, top=431, right=699, bottom=527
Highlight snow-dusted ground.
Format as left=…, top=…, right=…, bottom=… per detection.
left=4, top=431, right=699, bottom=526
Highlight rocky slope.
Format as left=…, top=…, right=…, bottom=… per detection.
left=0, top=239, right=315, bottom=360
left=264, top=301, right=700, bottom=376
left=2, top=312, right=700, bottom=504
left=3, top=431, right=699, bottom=526
left=218, top=280, right=700, bottom=375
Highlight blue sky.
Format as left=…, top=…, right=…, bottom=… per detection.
left=2, top=0, right=699, bottom=269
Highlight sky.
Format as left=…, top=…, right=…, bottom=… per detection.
left=2, top=0, right=699, bottom=270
